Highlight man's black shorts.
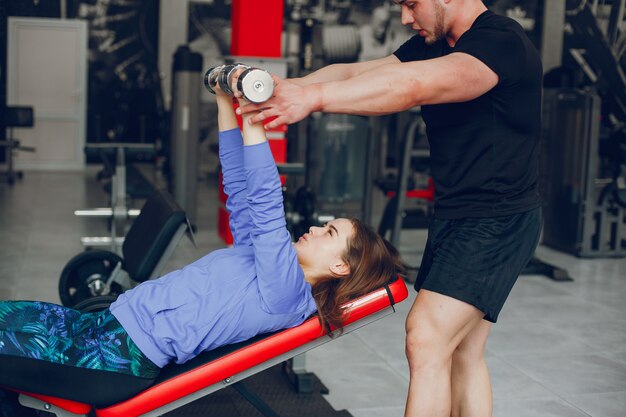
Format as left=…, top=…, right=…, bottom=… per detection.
left=414, top=207, right=542, bottom=323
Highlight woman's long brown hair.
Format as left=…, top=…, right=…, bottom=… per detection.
left=311, top=219, right=404, bottom=333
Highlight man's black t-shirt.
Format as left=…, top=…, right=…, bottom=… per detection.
left=394, top=10, right=542, bottom=219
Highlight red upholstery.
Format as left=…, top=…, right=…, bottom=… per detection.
left=15, top=278, right=408, bottom=417
left=386, top=177, right=435, bottom=202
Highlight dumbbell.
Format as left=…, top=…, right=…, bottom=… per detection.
left=203, top=64, right=224, bottom=95
left=219, top=63, right=250, bottom=95
left=203, top=64, right=274, bottom=103
left=236, top=67, right=274, bottom=103
left=204, top=63, right=243, bottom=95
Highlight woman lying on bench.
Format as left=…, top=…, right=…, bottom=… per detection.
left=0, top=81, right=402, bottom=413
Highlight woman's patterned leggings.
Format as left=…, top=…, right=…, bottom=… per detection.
left=0, top=300, right=159, bottom=378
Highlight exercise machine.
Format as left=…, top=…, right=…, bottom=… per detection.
left=0, top=106, right=35, bottom=185
left=59, top=188, right=194, bottom=311
left=75, top=142, right=157, bottom=253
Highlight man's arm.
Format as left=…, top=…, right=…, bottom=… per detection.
left=289, top=55, right=400, bottom=86
left=239, top=52, right=498, bottom=129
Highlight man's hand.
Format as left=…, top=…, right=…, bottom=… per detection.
left=236, top=75, right=322, bottom=129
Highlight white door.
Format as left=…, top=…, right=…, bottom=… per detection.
left=7, top=17, right=87, bottom=171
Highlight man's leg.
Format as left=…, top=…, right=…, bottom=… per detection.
left=404, top=289, right=484, bottom=417
left=451, top=320, right=493, bottom=417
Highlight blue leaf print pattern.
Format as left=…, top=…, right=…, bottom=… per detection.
left=0, top=301, right=159, bottom=378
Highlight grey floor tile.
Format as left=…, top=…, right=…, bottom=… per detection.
left=309, top=362, right=409, bottom=411
left=601, top=351, right=626, bottom=366
left=493, top=396, right=591, bottom=417
left=500, top=294, right=620, bottom=328
left=544, top=319, right=626, bottom=355
left=506, top=353, right=626, bottom=397
left=354, top=311, right=408, bottom=360
left=487, top=355, right=557, bottom=400
left=18, top=262, right=67, bottom=285
left=566, top=391, right=626, bottom=417
left=13, top=285, right=60, bottom=303
left=306, top=333, right=380, bottom=367
left=575, top=288, right=626, bottom=316
left=536, top=247, right=626, bottom=288
left=0, top=228, right=32, bottom=243
left=0, top=246, right=28, bottom=260
left=0, top=263, right=21, bottom=282
left=0, top=288, right=15, bottom=300
left=488, top=320, right=596, bottom=357
left=384, top=357, right=411, bottom=382
left=508, top=274, right=574, bottom=300
left=350, top=406, right=405, bottom=417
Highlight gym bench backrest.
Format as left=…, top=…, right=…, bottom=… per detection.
left=122, top=189, right=192, bottom=282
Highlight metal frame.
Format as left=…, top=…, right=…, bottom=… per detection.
left=390, top=118, right=430, bottom=248
left=542, top=89, right=626, bottom=257
left=19, top=395, right=87, bottom=417
left=75, top=143, right=157, bottom=253
left=0, top=127, right=36, bottom=184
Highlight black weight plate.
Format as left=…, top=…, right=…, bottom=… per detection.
left=294, top=186, right=317, bottom=219
left=58, top=250, right=123, bottom=308
left=73, top=294, right=119, bottom=313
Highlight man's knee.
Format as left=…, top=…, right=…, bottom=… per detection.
left=451, top=327, right=489, bottom=371
left=405, top=319, right=450, bottom=372
left=451, top=340, right=483, bottom=371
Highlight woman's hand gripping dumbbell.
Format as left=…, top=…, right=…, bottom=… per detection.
left=204, top=63, right=274, bottom=104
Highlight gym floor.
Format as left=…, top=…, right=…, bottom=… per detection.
left=1, top=168, right=625, bottom=417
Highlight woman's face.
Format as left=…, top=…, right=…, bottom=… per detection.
left=294, top=218, right=354, bottom=276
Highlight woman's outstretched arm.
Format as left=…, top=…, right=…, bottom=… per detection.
left=216, top=92, right=253, bottom=246
left=239, top=103, right=312, bottom=314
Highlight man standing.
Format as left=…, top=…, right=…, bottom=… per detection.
left=238, top=1, right=543, bottom=416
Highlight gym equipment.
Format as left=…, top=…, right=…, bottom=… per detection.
left=0, top=106, right=35, bottom=185
left=322, top=24, right=361, bottom=64
left=543, top=0, right=626, bottom=259
left=236, top=67, right=274, bottom=103
left=76, top=143, right=156, bottom=252
left=204, top=63, right=275, bottom=103
left=218, top=63, right=248, bottom=95
left=58, top=250, right=124, bottom=310
left=203, top=64, right=224, bottom=94
left=10, top=277, right=408, bottom=417
left=170, top=45, right=202, bottom=227
left=565, top=0, right=626, bottom=121
left=377, top=117, right=433, bottom=248
left=283, top=185, right=335, bottom=238
left=541, top=88, right=625, bottom=258
left=59, top=189, right=195, bottom=310
left=308, top=113, right=371, bottom=221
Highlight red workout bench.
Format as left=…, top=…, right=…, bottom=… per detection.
left=9, top=278, right=408, bottom=417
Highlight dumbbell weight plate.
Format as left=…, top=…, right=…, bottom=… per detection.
left=73, top=294, right=119, bottom=313
left=294, top=186, right=317, bottom=219
left=237, top=68, right=274, bottom=103
left=58, top=250, right=124, bottom=308
left=203, top=65, right=224, bottom=94
left=228, top=63, right=250, bottom=93
left=218, top=63, right=249, bottom=95
left=217, top=64, right=237, bottom=94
